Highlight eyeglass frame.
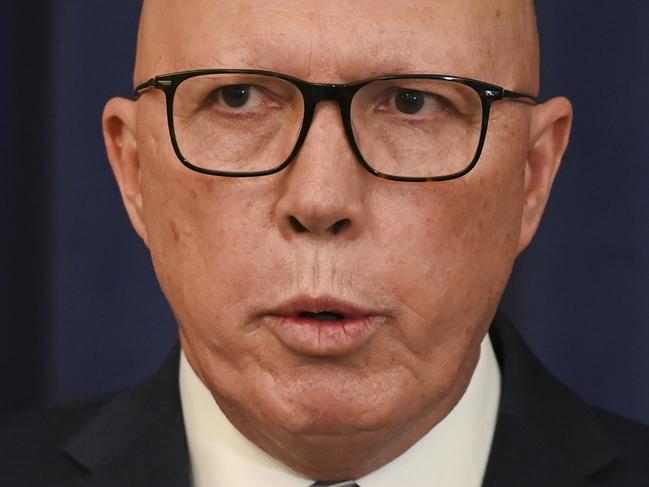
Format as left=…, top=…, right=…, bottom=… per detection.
left=135, top=69, right=538, bottom=182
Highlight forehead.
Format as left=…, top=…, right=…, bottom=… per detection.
left=138, top=0, right=530, bottom=85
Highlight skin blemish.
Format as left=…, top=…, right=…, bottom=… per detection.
left=170, top=220, right=180, bottom=243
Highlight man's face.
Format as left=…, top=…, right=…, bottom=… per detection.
left=105, top=0, right=570, bottom=479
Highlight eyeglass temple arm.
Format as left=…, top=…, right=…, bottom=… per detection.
left=135, top=79, right=155, bottom=96
left=503, top=89, right=539, bottom=105
left=134, top=78, right=174, bottom=97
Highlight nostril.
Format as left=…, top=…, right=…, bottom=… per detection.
left=286, top=216, right=351, bottom=235
left=329, top=219, right=350, bottom=235
left=289, top=216, right=309, bottom=233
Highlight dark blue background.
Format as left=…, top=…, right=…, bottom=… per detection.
left=1, top=2, right=648, bottom=425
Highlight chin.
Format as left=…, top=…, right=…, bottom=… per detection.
left=243, top=384, right=440, bottom=481
left=280, top=403, right=396, bottom=437
left=247, top=367, right=432, bottom=438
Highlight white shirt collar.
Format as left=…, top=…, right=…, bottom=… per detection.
left=180, top=335, right=501, bottom=487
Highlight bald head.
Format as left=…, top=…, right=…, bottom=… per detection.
left=135, top=0, right=540, bottom=93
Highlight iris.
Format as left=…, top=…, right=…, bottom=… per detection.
left=221, top=85, right=250, bottom=108
left=395, top=89, right=425, bottom=114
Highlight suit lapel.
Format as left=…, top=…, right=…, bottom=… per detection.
left=483, top=412, right=598, bottom=487
left=60, top=346, right=190, bottom=487
left=482, top=313, right=620, bottom=487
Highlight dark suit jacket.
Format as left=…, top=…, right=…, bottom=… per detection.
left=2, top=313, right=649, bottom=486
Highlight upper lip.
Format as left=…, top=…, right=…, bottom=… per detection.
left=266, top=294, right=378, bottom=318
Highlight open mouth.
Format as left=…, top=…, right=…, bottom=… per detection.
left=298, top=311, right=345, bottom=321
left=265, top=296, right=382, bottom=354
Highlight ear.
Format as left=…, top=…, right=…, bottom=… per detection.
left=103, top=97, right=149, bottom=246
left=517, top=96, right=573, bottom=253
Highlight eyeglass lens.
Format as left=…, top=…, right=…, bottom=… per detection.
left=171, top=74, right=484, bottom=178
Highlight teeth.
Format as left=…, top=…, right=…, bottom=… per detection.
left=299, top=311, right=344, bottom=321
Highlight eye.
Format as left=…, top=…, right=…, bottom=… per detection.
left=220, top=85, right=252, bottom=108
left=394, top=89, right=426, bottom=114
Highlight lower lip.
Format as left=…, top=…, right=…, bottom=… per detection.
left=264, top=314, right=382, bottom=356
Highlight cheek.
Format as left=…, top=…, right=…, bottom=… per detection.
left=139, top=151, right=275, bottom=354
left=370, top=133, right=526, bottom=361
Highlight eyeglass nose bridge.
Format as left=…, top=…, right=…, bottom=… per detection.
left=288, top=81, right=377, bottom=176
left=303, top=81, right=358, bottom=102
left=297, top=82, right=358, bottom=121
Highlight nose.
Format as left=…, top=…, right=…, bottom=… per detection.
left=275, top=102, right=368, bottom=240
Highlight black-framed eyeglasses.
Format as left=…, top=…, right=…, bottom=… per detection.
left=135, top=69, right=537, bottom=182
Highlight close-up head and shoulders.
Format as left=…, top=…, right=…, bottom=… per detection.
left=2, top=0, right=649, bottom=486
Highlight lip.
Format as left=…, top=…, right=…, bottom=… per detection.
left=262, top=295, right=386, bottom=356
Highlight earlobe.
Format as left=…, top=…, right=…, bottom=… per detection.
left=103, top=97, right=149, bottom=246
left=517, top=96, right=573, bottom=253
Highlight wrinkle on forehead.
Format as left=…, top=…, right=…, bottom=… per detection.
left=135, top=0, right=539, bottom=93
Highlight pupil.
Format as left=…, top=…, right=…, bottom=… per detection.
left=221, top=85, right=250, bottom=108
left=395, top=90, right=425, bottom=114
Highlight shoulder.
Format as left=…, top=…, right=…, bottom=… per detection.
left=591, top=405, right=649, bottom=447
left=486, top=312, right=649, bottom=486
left=0, top=346, right=186, bottom=486
left=0, top=394, right=115, bottom=484
left=588, top=406, right=649, bottom=482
